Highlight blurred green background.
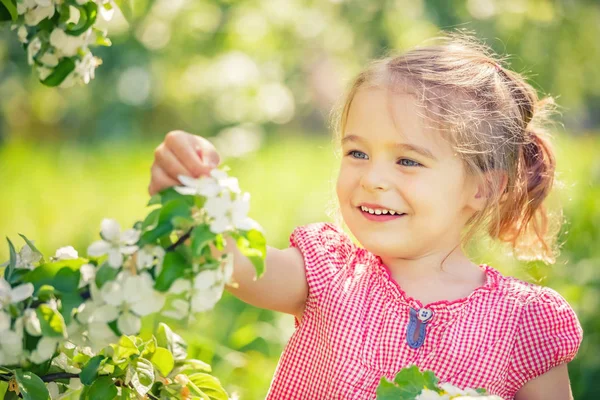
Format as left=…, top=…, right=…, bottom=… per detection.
left=1, top=0, right=600, bottom=398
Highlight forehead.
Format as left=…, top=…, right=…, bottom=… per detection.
left=343, top=88, right=455, bottom=158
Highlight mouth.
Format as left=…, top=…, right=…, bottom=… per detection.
left=357, top=205, right=406, bottom=222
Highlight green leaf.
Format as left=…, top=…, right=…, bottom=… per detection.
left=14, top=370, right=50, bottom=400
left=95, top=263, right=119, bottom=289
left=191, top=225, right=216, bottom=258
left=41, top=58, right=76, bottom=87
left=376, top=377, right=404, bottom=400
left=141, top=208, right=161, bottom=230
left=23, top=259, right=85, bottom=292
left=159, top=198, right=192, bottom=224
left=54, top=267, right=81, bottom=293
left=172, top=359, right=212, bottom=375
left=158, top=187, right=189, bottom=206
left=36, top=304, right=67, bottom=338
left=236, top=230, right=266, bottom=279
left=59, top=291, right=84, bottom=325
left=156, top=323, right=187, bottom=361
left=3, top=389, right=19, bottom=400
left=147, top=194, right=161, bottom=206
left=113, top=0, right=134, bottom=22
left=80, top=355, right=105, bottom=386
left=154, top=251, right=189, bottom=292
left=113, top=335, right=140, bottom=363
left=139, top=221, right=172, bottom=246
left=65, top=2, right=97, bottom=36
left=422, top=370, right=439, bottom=391
left=130, top=358, right=154, bottom=396
left=4, top=237, right=17, bottom=282
left=188, top=373, right=228, bottom=400
left=87, top=376, right=117, bottom=400
left=0, top=0, right=17, bottom=22
left=391, top=365, right=427, bottom=399
left=150, top=347, right=174, bottom=377
left=18, top=234, right=44, bottom=263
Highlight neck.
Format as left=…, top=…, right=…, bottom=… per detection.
left=378, top=244, right=478, bottom=282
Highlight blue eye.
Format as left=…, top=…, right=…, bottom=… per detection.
left=398, top=158, right=422, bottom=167
left=347, top=150, right=368, bottom=160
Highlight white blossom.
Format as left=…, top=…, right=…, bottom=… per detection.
left=0, top=278, right=34, bottom=306
left=87, top=218, right=140, bottom=268
left=50, top=28, right=91, bottom=57
left=79, top=263, right=96, bottom=288
left=440, top=383, right=482, bottom=397
left=175, top=175, right=222, bottom=198
left=23, top=308, right=42, bottom=336
left=40, top=51, right=59, bottom=67
left=24, top=5, right=55, bottom=26
left=54, top=245, right=78, bottom=260
left=75, top=52, right=98, bottom=84
left=136, top=245, right=166, bottom=271
left=416, top=389, right=450, bottom=400
left=17, top=26, right=28, bottom=43
left=27, top=37, right=42, bottom=65
left=0, top=316, right=23, bottom=366
left=97, top=271, right=165, bottom=335
left=1, top=242, right=42, bottom=270
left=30, top=336, right=60, bottom=364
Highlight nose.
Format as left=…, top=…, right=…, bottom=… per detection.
left=360, top=162, right=393, bottom=192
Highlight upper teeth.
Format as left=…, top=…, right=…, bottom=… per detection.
left=360, top=206, right=398, bottom=215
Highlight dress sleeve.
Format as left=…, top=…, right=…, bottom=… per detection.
left=289, top=222, right=354, bottom=325
left=508, top=286, right=583, bottom=390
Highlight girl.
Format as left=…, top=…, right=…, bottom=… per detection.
left=148, top=34, right=583, bottom=399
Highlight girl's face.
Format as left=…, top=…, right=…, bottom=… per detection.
left=336, top=88, right=481, bottom=260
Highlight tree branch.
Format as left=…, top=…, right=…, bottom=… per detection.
left=167, top=229, right=192, bottom=252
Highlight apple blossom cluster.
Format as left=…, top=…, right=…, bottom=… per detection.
left=4, top=0, right=115, bottom=87
left=0, top=167, right=264, bottom=399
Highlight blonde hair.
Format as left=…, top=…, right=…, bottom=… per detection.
left=330, top=32, right=561, bottom=264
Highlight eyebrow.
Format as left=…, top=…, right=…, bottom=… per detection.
left=341, top=134, right=438, bottom=161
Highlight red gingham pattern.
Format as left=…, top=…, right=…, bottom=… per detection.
left=266, top=223, right=583, bottom=400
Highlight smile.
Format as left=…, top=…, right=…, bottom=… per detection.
left=358, top=207, right=406, bottom=221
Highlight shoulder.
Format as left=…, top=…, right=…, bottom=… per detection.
left=289, top=222, right=358, bottom=305
left=289, top=222, right=356, bottom=261
left=500, top=275, right=583, bottom=391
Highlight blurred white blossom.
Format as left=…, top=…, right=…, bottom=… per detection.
left=0, top=278, right=34, bottom=306
left=97, top=271, right=165, bottom=335
left=87, top=219, right=140, bottom=268
left=54, top=246, right=78, bottom=260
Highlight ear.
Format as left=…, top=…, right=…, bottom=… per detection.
left=468, top=170, right=508, bottom=212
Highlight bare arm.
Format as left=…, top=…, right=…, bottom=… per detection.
left=216, top=237, right=309, bottom=320
left=515, top=364, right=574, bottom=400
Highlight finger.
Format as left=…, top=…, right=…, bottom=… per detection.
left=154, top=144, right=193, bottom=182
left=167, top=135, right=205, bottom=177
left=149, top=163, right=180, bottom=196
left=195, top=136, right=221, bottom=168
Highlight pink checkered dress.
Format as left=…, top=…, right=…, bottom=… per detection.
left=266, top=223, right=583, bottom=400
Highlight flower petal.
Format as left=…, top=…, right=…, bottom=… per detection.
left=117, top=312, right=141, bottom=335
left=92, top=304, right=120, bottom=323
left=107, top=249, right=123, bottom=268
left=120, top=229, right=140, bottom=245
left=87, top=240, right=110, bottom=257
left=0, top=311, right=11, bottom=332
left=10, top=283, right=34, bottom=303
left=174, top=186, right=198, bottom=196
left=177, top=175, right=200, bottom=188
left=100, top=218, right=121, bottom=242
left=131, top=291, right=165, bottom=316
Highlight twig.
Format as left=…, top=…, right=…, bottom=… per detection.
left=40, top=372, right=79, bottom=382
left=166, top=229, right=192, bottom=252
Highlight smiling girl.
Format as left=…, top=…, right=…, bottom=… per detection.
left=148, top=34, right=582, bottom=399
